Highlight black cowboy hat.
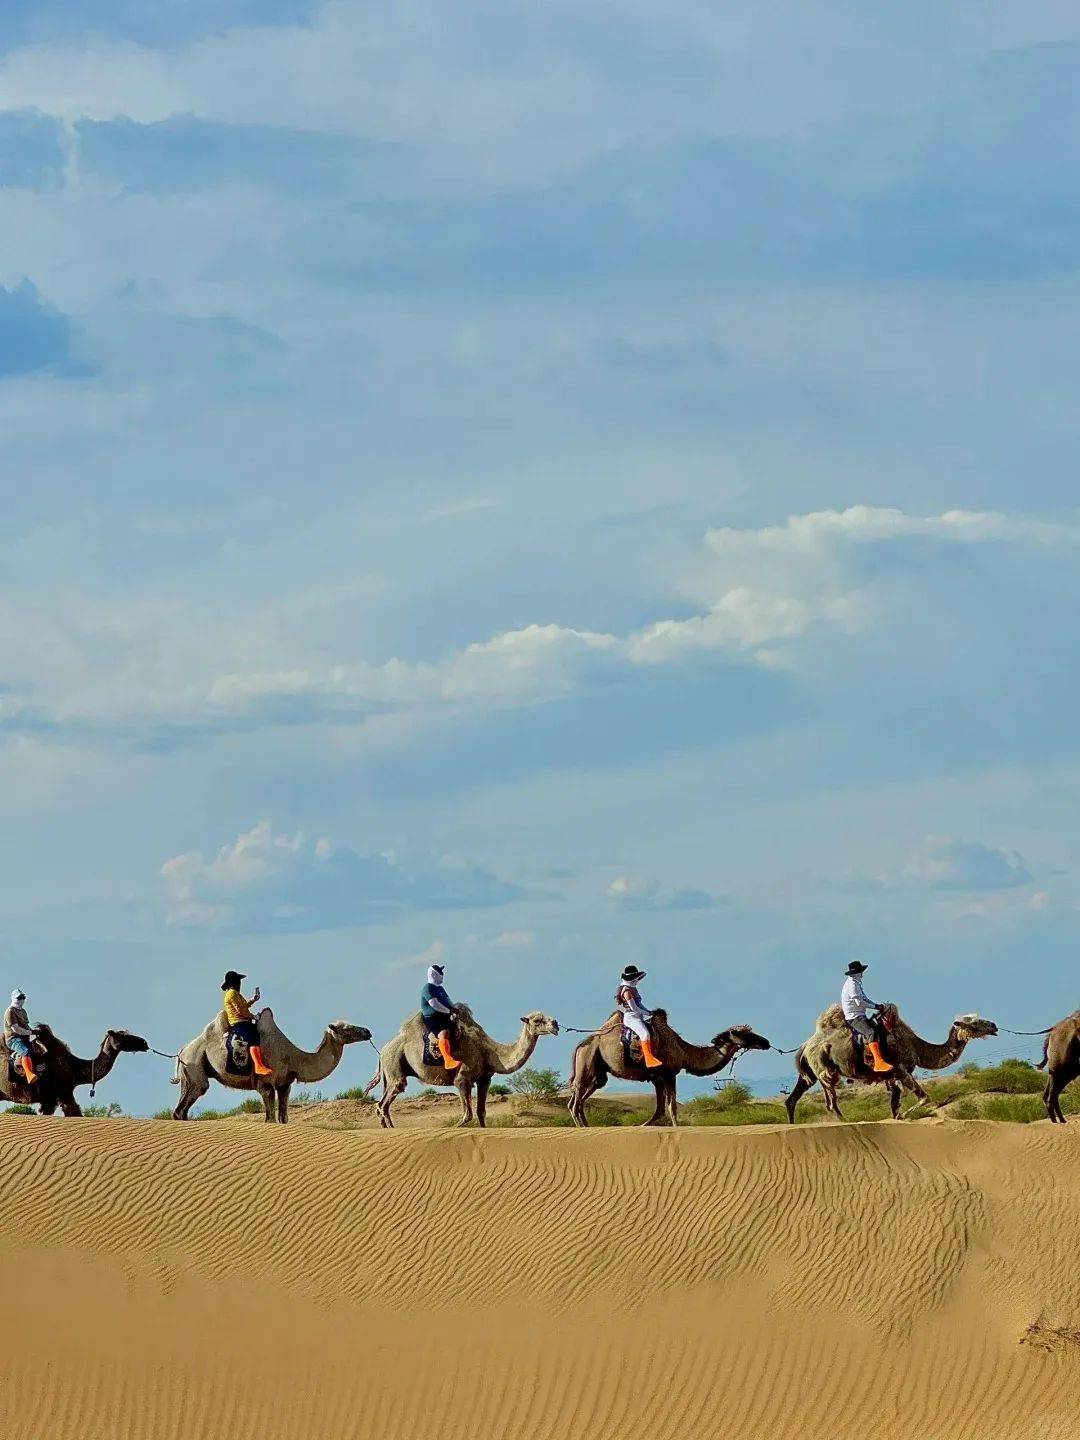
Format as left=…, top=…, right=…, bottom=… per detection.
left=221, top=970, right=246, bottom=990
left=620, top=964, right=647, bottom=982
left=844, top=960, right=868, bottom=976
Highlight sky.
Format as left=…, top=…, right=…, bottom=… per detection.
left=2, top=1, right=1079, bottom=1114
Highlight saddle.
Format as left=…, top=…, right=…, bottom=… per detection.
left=422, top=1023, right=462, bottom=1068
left=224, top=1027, right=254, bottom=1077
left=621, top=1027, right=646, bottom=1068
left=4, top=1047, right=40, bottom=1089
left=848, top=1014, right=895, bottom=1075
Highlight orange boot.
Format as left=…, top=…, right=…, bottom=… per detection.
left=866, top=1041, right=893, bottom=1074
left=20, top=1055, right=37, bottom=1085
left=437, top=1031, right=461, bottom=1070
left=640, top=1037, right=663, bottom=1069
left=249, top=1045, right=273, bottom=1077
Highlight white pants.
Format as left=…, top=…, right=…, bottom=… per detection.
left=621, top=1013, right=651, bottom=1042
left=848, top=1015, right=875, bottom=1042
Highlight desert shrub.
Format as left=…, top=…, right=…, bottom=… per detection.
left=234, top=1097, right=265, bottom=1113
left=417, top=1087, right=440, bottom=1098
left=335, top=1086, right=375, bottom=1102
left=289, top=1088, right=324, bottom=1108
left=489, top=1083, right=512, bottom=1096
left=507, top=1067, right=562, bottom=1099
left=151, top=1107, right=174, bottom=1120
left=82, top=1102, right=123, bottom=1118
left=3, top=1104, right=35, bottom=1115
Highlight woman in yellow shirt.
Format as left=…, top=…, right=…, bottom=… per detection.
left=221, top=970, right=273, bottom=1076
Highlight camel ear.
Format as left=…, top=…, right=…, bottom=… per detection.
left=520, top=1015, right=529, bottom=1024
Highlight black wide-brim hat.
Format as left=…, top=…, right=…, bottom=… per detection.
left=221, top=970, right=246, bottom=990
left=845, top=961, right=868, bottom=975
left=621, top=965, right=647, bottom=982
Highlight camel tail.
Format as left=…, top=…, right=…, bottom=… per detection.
left=363, top=1058, right=382, bottom=1095
left=1036, top=1034, right=1050, bottom=1071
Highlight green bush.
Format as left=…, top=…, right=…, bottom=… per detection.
left=4, top=1104, right=35, bottom=1115
left=335, top=1086, right=375, bottom=1102
left=489, top=1083, right=511, bottom=1096
left=508, top=1067, right=562, bottom=1099
left=289, top=1088, right=324, bottom=1108
left=82, top=1102, right=124, bottom=1118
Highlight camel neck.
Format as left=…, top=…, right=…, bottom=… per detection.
left=490, top=1023, right=538, bottom=1075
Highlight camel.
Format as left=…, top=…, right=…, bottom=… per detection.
left=784, top=1003, right=999, bottom=1123
left=567, top=1009, right=772, bottom=1127
left=373, top=1005, right=560, bottom=1128
left=0, top=1026, right=149, bottom=1117
left=172, top=1007, right=371, bottom=1123
left=1036, top=1011, right=1080, bottom=1123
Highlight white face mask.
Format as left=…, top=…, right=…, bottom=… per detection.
left=11, top=992, right=25, bottom=1008
left=428, top=967, right=445, bottom=987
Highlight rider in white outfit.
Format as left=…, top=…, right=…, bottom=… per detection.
left=615, top=965, right=663, bottom=1068
left=840, top=960, right=893, bottom=1073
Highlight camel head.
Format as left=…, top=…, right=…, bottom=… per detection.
left=713, top=1024, right=771, bottom=1054
left=105, top=1029, right=150, bottom=1055
left=953, top=1013, right=998, bottom=1042
left=327, top=1022, right=373, bottom=1046
left=520, top=1011, right=560, bottom=1037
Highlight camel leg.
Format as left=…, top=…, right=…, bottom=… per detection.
left=59, top=1097, right=83, bottom=1118
left=455, top=1073, right=475, bottom=1126
left=172, top=1063, right=209, bottom=1120
left=895, top=1068, right=934, bottom=1115
left=475, top=1075, right=492, bottom=1129
left=785, top=1074, right=814, bottom=1124
left=1045, top=1072, right=1069, bottom=1124
left=666, top=1075, right=679, bottom=1127
left=377, top=1072, right=406, bottom=1129
left=890, top=1081, right=902, bottom=1120
left=644, top=1078, right=667, bottom=1126
left=276, top=1084, right=289, bottom=1125
left=38, top=1100, right=57, bottom=1117
left=820, top=1074, right=844, bottom=1120
left=568, top=1077, right=596, bottom=1127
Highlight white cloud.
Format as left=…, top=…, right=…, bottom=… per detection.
left=161, top=821, right=526, bottom=932
left=2, top=503, right=1075, bottom=749
left=861, top=835, right=1034, bottom=894
left=606, top=874, right=721, bottom=912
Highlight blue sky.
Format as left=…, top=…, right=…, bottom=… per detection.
left=1, top=2, right=1079, bottom=1113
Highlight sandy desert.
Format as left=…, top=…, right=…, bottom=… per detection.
left=4, top=1114, right=1079, bottom=1439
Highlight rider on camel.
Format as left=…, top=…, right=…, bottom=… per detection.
left=841, top=960, right=893, bottom=1073
left=221, top=971, right=273, bottom=1077
left=420, top=963, right=461, bottom=1070
left=615, top=964, right=663, bottom=1068
left=3, top=989, right=39, bottom=1085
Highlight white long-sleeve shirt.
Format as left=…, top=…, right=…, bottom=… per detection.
left=841, top=975, right=878, bottom=1022
left=616, top=984, right=652, bottom=1022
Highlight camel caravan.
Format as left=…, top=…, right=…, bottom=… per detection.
left=5, top=957, right=1080, bottom=1127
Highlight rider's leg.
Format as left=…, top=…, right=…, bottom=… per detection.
left=853, top=1016, right=892, bottom=1073
left=624, top=1013, right=662, bottom=1069
left=437, top=1029, right=461, bottom=1070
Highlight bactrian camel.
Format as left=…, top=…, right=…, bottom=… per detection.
left=1037, top=1010, right=1080, bottom=1123
left=172, top=1007, right=371, bottom=1123
left=0, top=1025, right=149, bottom=1117
left=785, top=1003, right=999, bottom=1123
left=567, top=1009, right=771, bottom=1127
left=374, top=1004, right=560, bottom=1127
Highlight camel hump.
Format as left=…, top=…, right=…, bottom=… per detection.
left=816, top=1003, right=846, bottom=1032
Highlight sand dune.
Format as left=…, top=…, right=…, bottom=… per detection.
left=2, top=1115, right=1079, bottom=1439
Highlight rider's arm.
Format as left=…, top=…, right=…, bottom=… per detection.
left=4, top=1008, right=32, bottom=1037
left=425, top=987, right=454, bottom=1015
